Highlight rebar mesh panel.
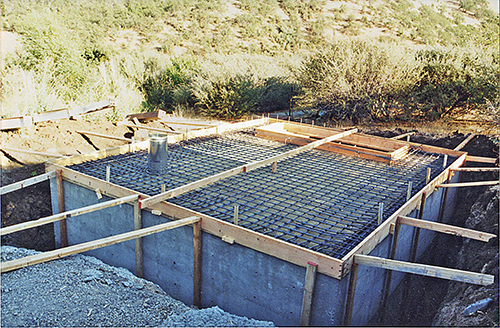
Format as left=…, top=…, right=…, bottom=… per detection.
left=170, top=148, right=447, bottom=258
left=69, top=131, right=297, bottom=195
left=69, top=130, right=450, bottom=259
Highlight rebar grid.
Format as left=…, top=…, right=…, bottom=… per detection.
left=69, top=130, right=449, bottom=259
left=69, top=131, right=297, bottom=195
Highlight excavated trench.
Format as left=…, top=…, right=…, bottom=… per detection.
left=1, top=129, right=498, bottom=326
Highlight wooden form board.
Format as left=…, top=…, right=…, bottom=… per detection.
left=0, top=171, right=56, bottom=195
left=0, top=194, right=139, bottom=236
left=354, top=254, right=494, bottom=286
left=340, top=153, right=467, bottom=276
left=1, top=216, right=199, bottom=273
left=45, top=163, right=345, bottom=279
left=255, top=124, right=406, bottom=163
left=397, top=216, right=496, bottom=242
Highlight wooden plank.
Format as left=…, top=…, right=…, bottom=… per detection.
left=1, top=216, right=200, bottom=273
left=354, top=254, right=494, bottom=286
left=32, top=108, right=70, bottom=123
left=124, top=124, right=182, bottom=134
left=390, top=132, right=415, bottom=140
left=126, top=110, right=166, bottom=122
left=56, top=170, right=67, bottom=247
left=466, top=155, right=498, bottom=164
left=437, top=181, right=499, bottom=188
left=0, top=171, right=56, bottom=195
left=398, top=216, right=496, bottom=242
left=340, top=153, right=467, bottom=276
left=0, top=194, right=139, bottom=236
left=300, top=261, right=318, bottom=326
left=454, top=133, right=476, bottom=151
left=193, top=220, right=202, bottom=308
left=134, top=201, right=143, bottom=278
left=140, top=129, right=358, bottom=208
left=161, top=120, right=215, bottom=127
left=256, top=128, right=392, bottom=163
left=343, top=262, right=359, bottom=326
left=0, top=116, right=33, bottom=130
left=1, top=147, right=65, bottom=158
left=48, top=164, right=345, bottom=279
left=69, top=100, right=115, bottom=118
left=451, top=167, right=500, bottom=172
left=77, top=130, right=133, bottom=143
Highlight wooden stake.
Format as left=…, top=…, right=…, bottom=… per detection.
left=443, top=154, right=448, bottom=168
left=56, top=170, right=67, bottom=248
left=406, top=181, right=412, bottom=201
left=272, top=161, right=277, bottom=173
left=233, top=205, right=239, bottom=225
left=106, top=165, right=111, bottom=182
left=343, top=263, right=359, bottom=326
left=378, top=203, right=384, bottom=225
left=426, top=168, right=431, bottom=185
left=161, top=184, right=166, bottom=193
left=193, top=220, right=202, bottom=307
left=437, top=171, right=452, bottom=223
left=380, top=220, right=401, bottom=324
left=410, top=192, right=427, bottom=263
left=300, top=262, right=318, bottom=326
left=1, top=216, right=200, bottom=273
left=134, top=201, right=143, bottom=278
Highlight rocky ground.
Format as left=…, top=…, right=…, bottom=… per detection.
left=1, top=246, right=274, bottom=327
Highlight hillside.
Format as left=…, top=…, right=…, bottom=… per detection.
left=1, top=0, right=499, bottom=124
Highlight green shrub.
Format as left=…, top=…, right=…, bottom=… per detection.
left=140, top=58, right=199, bottom=112
left=194, top=74, right=260, bottom=119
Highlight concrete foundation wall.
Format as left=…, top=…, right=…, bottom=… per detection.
left=50, top=172, right=459, bottom=326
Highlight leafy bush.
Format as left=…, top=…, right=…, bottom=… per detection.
left=194, top=74, right=260, bottom=119
left=140, top=58, right=199, bottom=112
left=297, top=40, right=418, bottom=122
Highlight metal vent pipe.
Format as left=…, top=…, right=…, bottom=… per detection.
left=148, top=134, right=168, bottom=174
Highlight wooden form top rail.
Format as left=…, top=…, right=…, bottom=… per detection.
left=354, top=254, right=494, bottom=286
left=139, top=128, right=358, bottom=209
left=1, top=216, right=200, bottom=273
left=0, top=194, right=139, bottom=236
left=77, top=130, right=133, bottom=143
left=437, top=181, right=499, bottom=188
left=0, top=171, right=56, bottom=195
left=397, top=216, right=496, bottom=242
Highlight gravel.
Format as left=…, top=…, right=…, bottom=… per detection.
left=1, top=246, right=274, bottom=327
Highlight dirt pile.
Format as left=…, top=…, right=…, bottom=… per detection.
left=1, top=246, right=275, bottom=327
left=432, top=185, right=499, bottom=327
